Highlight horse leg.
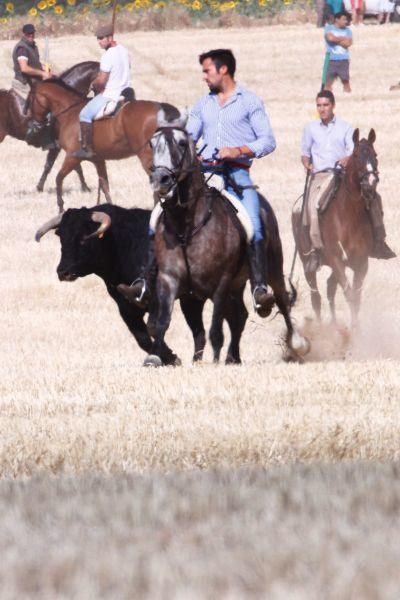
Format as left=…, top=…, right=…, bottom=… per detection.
left=75, top=163, right=91, bottom=193
left=37, top=147, right=60, bottom=192
left=209, top=306, right=224, bottom=364
left=209, top=284, right=230, bottom=364
left=55, top=156, right=82, bottom=213
left=327, top=271, right=338, bottom=323
left=273, top=287, right=309, bottom=362
left=351, top=259, right=368, bottom=328
left=305, top=270, right=322, bottom=320
left=223, top=290, right=248, bottom=365
left=145, top=276, right=179, bottom=367
left=94, top=159, right=112, bottom=204
left=179, top=297, right=206, bottom=362
left=330, top=256, right=356, bottom=326
left=267, top=264, right=310, bottom=361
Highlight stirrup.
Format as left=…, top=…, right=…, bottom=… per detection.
left=72, top=148, right=95, bottom=159
left=131, top=277, right=147, bottom=302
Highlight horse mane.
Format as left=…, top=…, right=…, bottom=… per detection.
left=159, top=102, right=182, bottom=123
left=41, top=78, right=85, bottom=97
left=59, top=61, right=100, bottom=80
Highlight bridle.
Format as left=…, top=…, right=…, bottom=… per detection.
left=28, top=82, right=84, bottom=122
left=356, top=142, right=379, bottom=200
left=150, top=125, right=212, bottom=295
left=150, top=126, right=195, bottom=204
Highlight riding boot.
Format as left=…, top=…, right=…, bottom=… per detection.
left=247, top=240, right=275, bottom=318
left=367, top=193, right=396, bottom=259
left=72, top=122, right=96, bottom=159
left=40, top=115, right=59, bottom=150
left=25, top=119, right=45, bottom=148
left=117, top=236, right=157, bottom=310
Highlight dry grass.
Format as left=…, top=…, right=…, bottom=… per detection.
left=1, top=464, right=400, bottom=598
left=0, top=22, right=400, bottom=597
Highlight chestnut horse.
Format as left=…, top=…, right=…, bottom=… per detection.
left=28, top=79, right=180, bottom=212
left=141, top=112, right=310, bottom=366
left=1, top=61, right=99, bottom=193
left=292, top=128, right=378, bottom=326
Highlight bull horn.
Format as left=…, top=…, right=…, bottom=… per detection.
left=35, top=214, right=63, bottom=242
left=84, top=211, right=112, bottom=241
left=157, top=107, right=188, bottom=129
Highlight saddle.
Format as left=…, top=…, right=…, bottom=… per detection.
left=317, top=168, right=344, bottom=215
left=93, top=87, right=135, bottom=121
left=148, top=174, right=254, bottom=244
left=205, top=173, right=254, bottom=243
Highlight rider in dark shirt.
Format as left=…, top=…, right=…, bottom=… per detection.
left=11, top=24, right=57, bottom=149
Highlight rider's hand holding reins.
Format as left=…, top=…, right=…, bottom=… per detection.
left=336, top=156, right=350, bottom=169
left=218, top=145, right=254, bottom=160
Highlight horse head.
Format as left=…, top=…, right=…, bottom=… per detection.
left=352, top=128, right=379, bottom=200
left=149, top=108, right=197, bottom=204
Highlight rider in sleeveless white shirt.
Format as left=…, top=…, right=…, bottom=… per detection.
left=73, top=24, right=131, bottom=160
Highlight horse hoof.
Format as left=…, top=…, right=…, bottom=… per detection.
left=225, top=355, right=241, bottom=365
left=36, top=185, right=44, bottom=193
left=290, top=331, right=311, bottom=356
left=283, top=349, right=304, bottom=364
left=143, top=354, right=162, bottom=368
left=166, top=354, right=182, bottom=367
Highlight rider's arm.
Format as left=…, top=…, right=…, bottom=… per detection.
left=18, top=57, right=51, bottom=80
left=344, top=124, right=355, bottom=157
left=216, top=95, right=277, bottom=161
left=246, top=96, right=276, bottom=158
left=186, top=99, right=204, bottom=143
left=301, top=155, right=313, bottom=171
left=301, top=124, right=313, bottom=170
left=91, top=70, right=109, bottom=94
left=219, top=145, right=255, bottom=160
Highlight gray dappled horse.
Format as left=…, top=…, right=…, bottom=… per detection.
left=143, top=110, right=310, bottom=366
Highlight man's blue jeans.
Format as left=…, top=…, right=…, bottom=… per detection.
left=79, top=94, right=110, bottom=123
left=223, top=166, right=263, bottom=242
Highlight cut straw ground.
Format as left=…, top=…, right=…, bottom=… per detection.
left=1, top=463, right=400, bottom=598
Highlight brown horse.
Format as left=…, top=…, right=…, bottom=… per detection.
left=292, top=128, right=379, bottom=326
left=1, top=61, right=99, bottom=193
left=138, top=113, right=310, bottom=366
left=28, top=80, right=181, bottom=212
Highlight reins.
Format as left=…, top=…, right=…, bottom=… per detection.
left=26, top=82, right=86, bottom=119
left=163, top=188, right=213, bottom=295
left=153, top=126, right=214, bottom=294
left=29, top=84, right=85, bottom=121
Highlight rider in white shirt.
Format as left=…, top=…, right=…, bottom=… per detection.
left=73, top=24, right=131, bottom=159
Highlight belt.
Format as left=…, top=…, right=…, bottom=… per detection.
left=202, top=159, right=250, bottom=171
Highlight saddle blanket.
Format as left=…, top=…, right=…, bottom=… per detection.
left=149, top=174, right=254, bottom=243
left=94, top=99, right=119, bottom=120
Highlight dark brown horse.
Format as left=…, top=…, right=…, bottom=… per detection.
left=292, top=128, right=379, bottom=326
left=28, top=80, right=181, bottom=212
left=1, top=61, right=99, bottom=194
left=140, top=113, right=310, bottom=366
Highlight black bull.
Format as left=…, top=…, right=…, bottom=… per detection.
left=35, top=204, right=182, bottom=365
left=36, top=203, right=308, bottom=365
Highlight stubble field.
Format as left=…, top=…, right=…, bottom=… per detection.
left=0, top=22, right=399, bottom=598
